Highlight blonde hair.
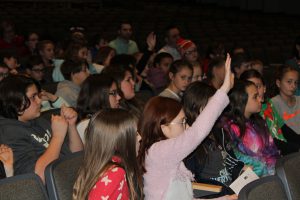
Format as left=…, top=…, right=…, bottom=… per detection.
left=73, top=109, right=142, bottom=200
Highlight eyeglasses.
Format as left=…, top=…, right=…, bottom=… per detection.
left=166, top=118, right=188, bottom=129
left=109, top=90, right=119, bottom=97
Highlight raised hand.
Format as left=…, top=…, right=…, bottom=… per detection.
left=146, top=32, right=156, bottom=51
left=220, top=53, right=234, bottom=93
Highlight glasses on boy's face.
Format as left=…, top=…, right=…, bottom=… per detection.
left=166, top=117, right=188, bottom=130
left=109, top=89, right=120, bottom=97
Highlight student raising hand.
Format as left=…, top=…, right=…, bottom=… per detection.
left=220, top=53, right=234, bottom=94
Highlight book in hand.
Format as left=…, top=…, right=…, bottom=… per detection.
left=192, top=182, right=222, bottom=198
left=229, top=167, right=259, bottom=194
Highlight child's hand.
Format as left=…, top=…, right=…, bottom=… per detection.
left=0, top=145, right=13, bottom=168
left=39, top=90, right=58, bottom=102
left=146, top=32, right=156, bottom=51
left=51, top=115, right=68, bottom=140
left=220, top=53, right=234, bottom=93
left=60, top=104, right=78, bottom=126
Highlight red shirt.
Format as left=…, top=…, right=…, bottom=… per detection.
left=88, top=159, right=129, bottom=200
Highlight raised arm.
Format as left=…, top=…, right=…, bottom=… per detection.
left=149, top=54, right=234, bottom=165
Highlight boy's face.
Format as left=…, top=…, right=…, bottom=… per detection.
left=158, top=57, right=173, bottom=74
left=28, top=64, right=45, bottom=81
left=4, top=57, right=18, bottom=70
left=119, top=24, right=132, bottom=40
left=166, top=28, right=180, bottom=46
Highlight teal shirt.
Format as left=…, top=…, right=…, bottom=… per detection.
left=108, top=37, right=139, bottom=55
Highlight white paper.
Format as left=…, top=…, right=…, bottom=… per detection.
left=229, top=167, right=259, bottom=194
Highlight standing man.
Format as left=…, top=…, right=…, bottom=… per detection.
left=109, top=21, right=139, bottom=55
left=158, top=25, right=181, bottom=61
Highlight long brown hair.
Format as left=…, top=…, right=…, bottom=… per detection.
left=137, top=96, right=181, bottom=173
left=73, top=109, right=142, bottom=200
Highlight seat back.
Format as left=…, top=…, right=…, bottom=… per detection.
left=238, top=175, right=287, bottom=200
left=45, top=151, right=83, bottom=200
left=0, top=173, right=48, bottom=200
left=276, top=152, right=300, bottom=200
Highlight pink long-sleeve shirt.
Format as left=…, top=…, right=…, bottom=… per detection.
left=143, top=90, right=229, bottom=200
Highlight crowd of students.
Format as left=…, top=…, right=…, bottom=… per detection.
left=0, top=19, right=300, bottom=199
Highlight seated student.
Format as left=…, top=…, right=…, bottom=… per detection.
left=37, top=40, right=55, bottom=83
left=191, top=61, right=203, bottom=82
left=248, top=59, right=264, bottom=75
left=0, top=63, right=9, bottom=82
left=25, top=55, right=46, bottom=84
left=56, top=59, right=89, bottom=107
left=220, top=81, right=280, bottom=177
left=147, top=52, right=173, bottom=91
left=1, top=50, right=19, bottom=74
left=73, top=109, right=142, bottom=200
left=0, top=75, right=83, bottom=181
left=103, top=65, right=142, bottom=118
left=231, top=53, right=250, bottom=79
left=92, top=46, right=115, bottom=73
left=0, top=144, right=14, bottom=179
left=204, top=57, right=225, bottom=89
left=240, top=69, right=300, bottom=155
left=24, top=32, right=39, bottom=56
left=76, top=74, right=121, bottom=143
left=159, top=60, right=193, bottom=102
left=108, top=21, right=139, bottom=55
left=89, top=33, right=109, bottom=60
left=52, top=42, right=96, bottom=82
left=138, top=54, right=236, bottom=200
left=183, top=82, right=243, bottom=197
left=177, top=38, right=199, bottom=65
left=272, top=65, right=300, bottom=135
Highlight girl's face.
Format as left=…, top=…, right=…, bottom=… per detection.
left=170, top=67, right=193, bottom=92
left=121, top=71, right=135, bottom=100
left=77, top=47, right=88, bottom=60
left=248, top=77, right=265, bottom=102
left=108, top=82, right=121, bottom=108
left=158, top=57, right=173, bottom=74
left=276, top=71, right=299, bottom=98
left=244, top=84, right=262, bottom=118
left=192, top=65, right=202, bottom=82
left=18, top=84, right=42, bottom=122
left=27, top=33, right=39, bottom=50
left=161, top=110, right=186, bottom=139
left=184, top=43, right=198, bottom=63
left=40, top=43, right=54, bottom=60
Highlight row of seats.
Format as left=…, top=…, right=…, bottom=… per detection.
left=239, top=152, right=300, bottom=200
left=0, top=151, right=83, bottom=200
left=0, top=151, right=299, bottom=200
